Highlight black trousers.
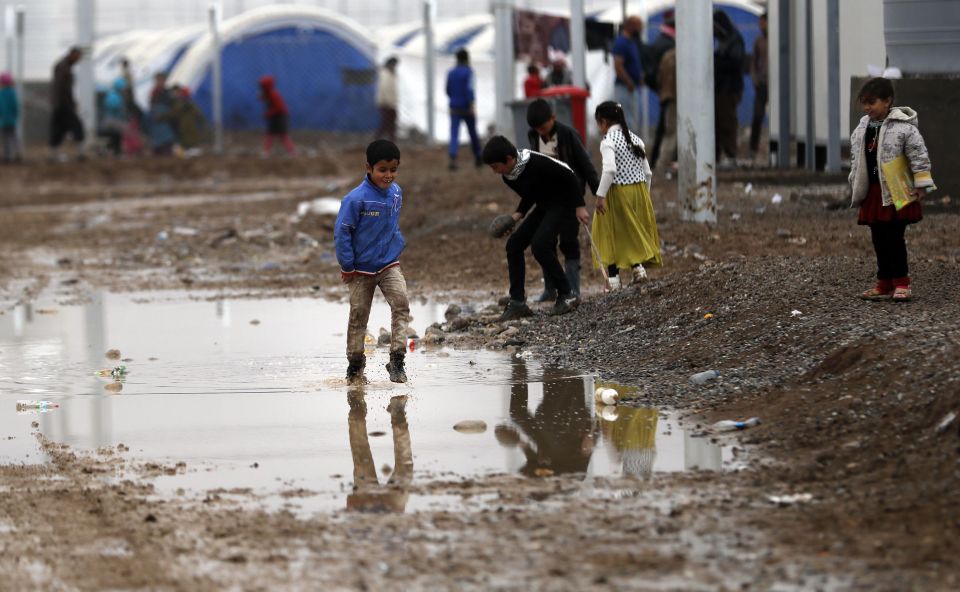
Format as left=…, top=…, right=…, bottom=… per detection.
left=870, top=222, right=909, bottom=281
left=506, top=206, right=572, bottom=302
left=749, top=83, right=768, bottom=154
left=49, top=106, right=84, bottom=148
left=650, top=99, right=668, bottom=169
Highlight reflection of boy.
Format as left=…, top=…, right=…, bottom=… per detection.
left=495, top=361, right=595, bottom=476
left=334, top=140, right=410, bottom=383
left=526, top=99, right=599, bottom=300
left=346, top=391, right=412, bottom=513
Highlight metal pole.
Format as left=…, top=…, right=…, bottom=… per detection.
left=4, top=4, right=13, bottom=74
left=570, top=0, right=586, bottom=88
left=621, top=0, right=627, bottom=23
left=209, top=3, right=223, bottom=155
left=826, top=0, right=840, bottom=172
left=493, top=0, right=515, bottom=137
left=14, top=6, right=24, bottom=149
left=776, top=0, right=790, bottom=169
left=423, top=0, right=436, bottom=143
left=676, top=0, right=716, bottom=224
left=804, top=0, right=814, bottom=170
left=76, top=0, right=96, bottom=151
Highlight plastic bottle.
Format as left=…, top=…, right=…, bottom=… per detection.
left=16, top=400, right=60, bottom=412
left=713, top=417, right=761, bottom=431
left=689, top=370, right=720, bottom=385
left=594, top=387, right=620, bottom=406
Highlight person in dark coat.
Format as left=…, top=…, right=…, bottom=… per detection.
left=525, top=98, right=600, bottom=301
left=49, top=47, right=85, bottom=160
left=713, top=9, right=746, bottom=163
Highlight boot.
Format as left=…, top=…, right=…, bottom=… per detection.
left=564, top=258, right=581, bottom=299
left=386, top=352, right=408, bottom=383
left=536, top=275, right=557, bottom=303
left=346, top=355, right=366, bottom=383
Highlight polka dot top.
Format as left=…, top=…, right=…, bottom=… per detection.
left=600, top=125, right=650, bottom=186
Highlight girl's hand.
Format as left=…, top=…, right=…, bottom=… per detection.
left=596, top=196, right=607, bottom=215
left=912, top=187, right=927, bottom=200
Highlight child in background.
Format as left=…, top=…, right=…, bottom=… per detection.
left=335, top=140, right=410, bottom=384
left=525, top=98, right=599, bottom=300
left=259, top=75, right=295, bottom=157
left=591, top=101, right=661, bottom=289
left=523, top=64, right=543, bottom=98
left=0, top=72, right=21, bottom=163
left=849, top=77, right=935, bottom=302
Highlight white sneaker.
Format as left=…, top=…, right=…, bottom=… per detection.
left=606, top=276, right=621, bottom=292
left=631, top=265, right=648, bottom=284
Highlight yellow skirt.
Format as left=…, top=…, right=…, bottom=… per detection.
left=591, top=182, right=662, bottom=270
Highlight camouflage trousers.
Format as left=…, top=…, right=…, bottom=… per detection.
left=346, top=265, right=410, bottom=359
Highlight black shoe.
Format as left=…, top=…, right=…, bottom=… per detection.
left=346, top=356, right=366, bottom=383
left=549, top=294, right=579, bottom=316
left=386, top=353, right=407, bottom=383
left=535, top=289, right=558, bottom=303
left=448, top=159, right=458, bottom=171
left=499, top=300, right=534, bottom=321
left=474, top=157, right=483, bottom=169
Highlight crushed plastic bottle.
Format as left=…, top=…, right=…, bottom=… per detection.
left=16, top=400, right=60, bottom=412
left=713, top=417, right=761, bottom=431
left=689, top=370, right=720, bottom=385
left=594, top=387, right=620, bottom=406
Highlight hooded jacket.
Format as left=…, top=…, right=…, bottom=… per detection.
left=849, top=106, right=935, bottom=208
left=259, top=76, right=288, bottom=118
left=334, top=176, right=405, bottom=274
left=0, top=85, right=18, bottom=128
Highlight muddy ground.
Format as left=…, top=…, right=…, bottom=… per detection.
left=0, top=147, right=958, bottom=590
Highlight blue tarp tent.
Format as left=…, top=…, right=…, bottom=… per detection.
left=169, top=6, right=378, bottom=132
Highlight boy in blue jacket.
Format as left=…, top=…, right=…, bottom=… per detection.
left=335, top=140, right=410, bottom=383
left=0, top=72, right=20, bottom=163
left=445, top=48, right=482, bottom=171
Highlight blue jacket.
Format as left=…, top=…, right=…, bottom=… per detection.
left=0, top=87, right=18, bottom=128
left=446, top=64, right=475, bottom=109
left=334, top=176, right=406, bottom=274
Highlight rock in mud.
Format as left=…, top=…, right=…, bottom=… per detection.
left=444, top=304, right=462, bottom=321
left=105, top=349, right=121, bottom=360
left=453, top=420, right=487, bottom=433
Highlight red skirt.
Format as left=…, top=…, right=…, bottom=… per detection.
left=857, top=183, right=922, bottom=225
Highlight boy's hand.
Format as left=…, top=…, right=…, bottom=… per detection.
left=595, top=197, right=607, bottom=215
left=340, top=270, right=356, bottom=283
left=576, top=206, right=590, bottom=225
left=912, top=187, right=927, bottom=200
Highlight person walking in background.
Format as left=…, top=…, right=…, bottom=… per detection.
left=713, top=10, right=746, bottom=166
left=49, top=47, right=85, bottom=161
left=0, top=72, right=22, bottom=163
left=375, top=57, right=399, bottom=142
left=544, top=54, right=573, bottom=88
left=171, top=85, right=205, bottom=153
left=849, top=77, right=935, bottom=302
left=654, top=48, right=677, bottom=176
left=645, top=11, right=676, bottom=170
left=259, top=75, right=295, bottom=157
left=99, top=77, right=128, bottom=156
left=445, top=48, right=482, bottom=171
left=591, top=101, right=661, bottom=289
left=612, top=16, right=644, bottom=130
left=749, top=11, right=769, bottom=162
left=523, top=63, right=543, bottom=98
left=525, top=98, right=599, bottom=301
left=148, top=72, right=177, bottom=156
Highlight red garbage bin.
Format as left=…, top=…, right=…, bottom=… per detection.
left=540, top=86, right=590, bottom=143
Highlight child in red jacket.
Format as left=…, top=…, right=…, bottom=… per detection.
left=259, top=75, right=295, bottom=156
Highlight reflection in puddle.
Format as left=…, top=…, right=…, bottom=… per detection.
left=0, top=292, right=734, bottom=514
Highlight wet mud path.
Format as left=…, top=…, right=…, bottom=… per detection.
left=0, top=149, right=958, bottom=590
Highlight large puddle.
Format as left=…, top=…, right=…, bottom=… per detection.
left=0, top=293, right=734, bottom=513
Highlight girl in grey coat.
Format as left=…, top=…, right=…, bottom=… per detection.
left=849, top=77, right=935, bottom=302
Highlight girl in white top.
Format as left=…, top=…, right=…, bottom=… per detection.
left=591, top=101, right=662, bottom=288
